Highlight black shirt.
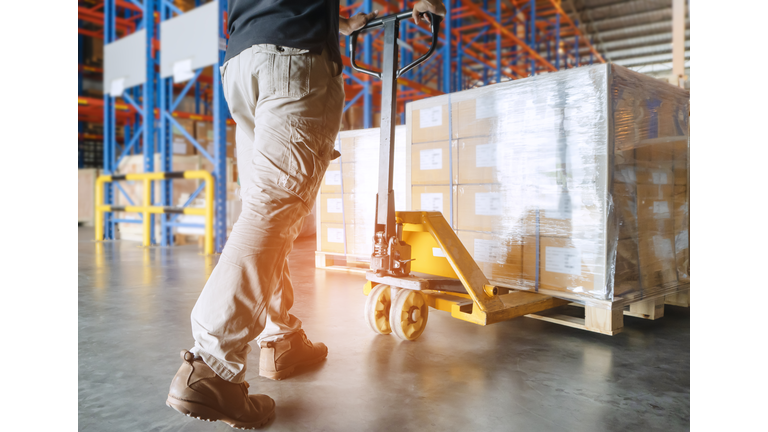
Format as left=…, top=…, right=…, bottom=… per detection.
left=225, top=0, right=342, bottom=73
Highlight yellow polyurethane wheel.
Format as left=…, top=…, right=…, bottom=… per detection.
left=389, top=288, right=429, bottom=341
left=365, top=284, right=392, bottom=335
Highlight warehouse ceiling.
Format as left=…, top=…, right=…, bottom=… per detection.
left=563, top=0, right=690, bottom=78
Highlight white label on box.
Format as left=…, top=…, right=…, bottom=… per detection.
left=653, top=236, right=674, bottom=259
left=172, top=142, right=188, bottom=154
left=421, top=193, right=443, bottom=212
left=325, top=171, right=341, bottom=185
left=420, top=148, right=442, bottom=170
left=327, top=198, right=343, bottom=213
left=475, top=192, right=502, bottom=216
left=652, top=171, right=669, bottom=185
left=109, top=77, right=126, bottom=97
left=545, top=194, right=573, bottom=220
left=475, top=144, right=497, bottom=168
left=653, top=201, right=670, bottom=217
left=419, top=106, right=442, bottom=128
left=475, top=94, right=497, bottom=119
left=328, top=228, right=344, bottom=243
left=173, top=58, right=195, bottom=84
left=619, top=167, right=636, bottom=183
left=432, top=247, right=446, bottom=258
left=545, top=247, right=582, bottom=276
left=675, top=230, right=689, bottom=253
left=474, top=238, right=499, bottom=263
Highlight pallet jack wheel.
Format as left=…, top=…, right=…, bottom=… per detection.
left=365, top=284, right=392, bottom=335
left=389, top=288, right=429, bottom=341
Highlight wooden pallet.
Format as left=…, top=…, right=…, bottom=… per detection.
left=525, top=290, right=690, bottom=335
left=315, top=251, right=370, bottom=275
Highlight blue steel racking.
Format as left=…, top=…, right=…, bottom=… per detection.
left=96, top=0, right=230, bottom=252
left=89, top=0, right=603, bottom=252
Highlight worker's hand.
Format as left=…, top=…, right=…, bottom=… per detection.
left=340, top=10, right=379, bottom=36
left=412, top=0, right=446, bottom=25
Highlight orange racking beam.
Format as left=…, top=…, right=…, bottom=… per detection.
left=460, top=0, right=557, bottom=72
left=544, top=0, right=604, bottom=63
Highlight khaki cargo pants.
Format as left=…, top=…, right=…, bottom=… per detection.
left=189, top=44, right=344, bottom=383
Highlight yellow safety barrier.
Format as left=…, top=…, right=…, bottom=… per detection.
left=95, top=170, right=215, bottom=255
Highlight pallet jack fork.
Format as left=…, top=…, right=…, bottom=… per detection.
left=349, top=11, right=567, bottom=341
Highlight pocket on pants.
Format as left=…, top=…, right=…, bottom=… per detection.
left=269, top=52, right=312, bottom=99
left=277, top=118, right=333, bottom=205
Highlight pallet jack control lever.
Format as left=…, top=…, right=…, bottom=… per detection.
left=349, top=11, right=442, bottom=277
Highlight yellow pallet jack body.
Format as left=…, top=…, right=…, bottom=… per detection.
left=350, top=11, right=565, bottom=341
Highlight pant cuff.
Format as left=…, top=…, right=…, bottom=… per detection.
left=190, top=346, right=245, bottom=384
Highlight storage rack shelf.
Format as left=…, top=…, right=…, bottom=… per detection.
left=78, top=0, right=603, bottom=252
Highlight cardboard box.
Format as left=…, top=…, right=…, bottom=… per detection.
left=637, top=234, right=678, bottom=289
left=411, top=141, right=456, bottom=185
left=320, top=162, right=356, bottom=194
left=613, top=238, right=640, bottom=297
left=457, top=230, right=523, bottom=285
left=411, top=101, right=452, bottom=143
left=318, top=193, right=356, bottom=224
left=455, top=96, right=497, bottom=139
left=613, top=182, right=638, bottom=240
left=518, top=191, right=604, bottom=239
left=456, top=184, right=513, bottom=233
left=411, top=186, right=457, bottom=224
left=636, top=185, right=674, bottom=235
left=195, top=121, right=235, bottom=158
left=522, top=236, right=600, bottom=294
left=172, top=118, right=196, bottom=155
left=319, top=223, right=356, bottom=255
left=672, top=185, right=689, bottom=283
left=456, top=138, right=516, bottom=184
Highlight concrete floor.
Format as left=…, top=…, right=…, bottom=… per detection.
left=78, top=227, right=690, bottom=431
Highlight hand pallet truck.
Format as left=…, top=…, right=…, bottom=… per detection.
left=349, top=11, right=567, bottom=341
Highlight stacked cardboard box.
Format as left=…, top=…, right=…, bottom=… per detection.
left=406, top=63, right=689, bottom=302
left=317, top=126, right=407, bottom=258
left=113, top=154, right=239, bottom=241
left=194, top=121, right=236, bottom=159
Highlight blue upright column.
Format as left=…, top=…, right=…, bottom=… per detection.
left=213, top=0, right=230, bottom=253
left=363, top=0, right=372, bottom=128
left=496, top=0, right=501, bottom=83
left=102, top=0, right=117, bottom=240
left=158, top=0, right=173, bottom=246
left=443, top=0, right=451, bottom=93
left=143, top=0, right=157, bottom=245
left=529, top=0, right=535, bottom=75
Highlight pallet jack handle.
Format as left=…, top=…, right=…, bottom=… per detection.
left=348, top=10, right=442, bottom=79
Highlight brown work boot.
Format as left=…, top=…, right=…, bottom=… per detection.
left=259, top=330, right=328, bottom=380
left=166, top=350, right=275, bottom=429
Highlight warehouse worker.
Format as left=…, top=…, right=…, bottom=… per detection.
left=166, top=0, right=447, bottom=429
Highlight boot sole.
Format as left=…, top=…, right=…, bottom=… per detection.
left=166, top=395, right=274, bottom=430
left=259, top=350, right=328, bottom=381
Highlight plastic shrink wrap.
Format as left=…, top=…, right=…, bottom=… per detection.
left=317, top=126, right=408, bottom=258
left=406, top=63, right=689, bottom=303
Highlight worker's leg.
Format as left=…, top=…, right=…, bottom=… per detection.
left=187, top=44, right=344, bottom=383
left=256, top=247, right=302, bottom=346
left=249, top=45, right=344, bottom=379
